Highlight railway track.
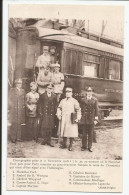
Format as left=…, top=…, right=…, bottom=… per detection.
left=95, top=119, right=122, bottom=130
left=51, top=119, right=122, bottom=142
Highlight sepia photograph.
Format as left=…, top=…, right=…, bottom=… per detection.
left=3, top=2, right=129, bottom=193
left=7, top=7, right=123, bottom=160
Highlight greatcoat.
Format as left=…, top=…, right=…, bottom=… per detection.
left=56, top=97, right=81, bottom=138
left=37, top=92, right=57, bottom=135
left=8, top=87, right=26, bottom=141
left=80, top=96, right=99, bottom=149
left=80, top=96, right=99, bottom=125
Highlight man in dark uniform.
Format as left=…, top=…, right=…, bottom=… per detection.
left=8, top=78, right=26, bottom=143
left=80, top=87, right=99, bottom=152
left=37, top=83, right=57, bottom=147
left=50, top=46, right=57, bottom=64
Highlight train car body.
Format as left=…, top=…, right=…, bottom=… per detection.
left=8, top=21, right=17, bottom=88
left=10, top=26, right=123, bottom=118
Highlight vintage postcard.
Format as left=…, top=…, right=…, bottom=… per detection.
left=2, top=1, right=129, bottom=194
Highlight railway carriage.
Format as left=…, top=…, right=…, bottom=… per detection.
left=8, top=26, right=123, bottom=119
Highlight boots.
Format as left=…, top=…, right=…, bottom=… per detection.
left=60, top=137, right=67, bottom=149
left=69, top=138, right=73, bottom=151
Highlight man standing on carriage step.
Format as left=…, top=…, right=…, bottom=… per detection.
left=37, top=66, right=53, bottom=95
left=37, top=83, right=57, bottom=147
left=36, top=45, right=51, bottom=72
left=51, top=63, right=65, bottom=102
left=80, top=87, right=99, bottom=152
left=51, top=63, right=65, bottom=137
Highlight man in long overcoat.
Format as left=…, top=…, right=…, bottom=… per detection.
left=8, top=78, right=26, bottom=143
left=37, top=84, right=57, bottom=146
left=80, top=87, right=99, bottom=152
left=56, top=87, right=81, bottom=151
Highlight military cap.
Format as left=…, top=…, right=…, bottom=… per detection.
left=14, top=78, right=22, bottom=84
left=86, top=87, right=94, bottom=92
left=47, top=83, right=54, bottom=89
left=50, top=46, right=56, bottom=50
left=49, top=63, right=56, bottom=68
left=30, top=81, right=36, bottom=87
left=43, top=45, right=49, bottom=50
left=45, top=65, right=50, bottom=69
left=54, top=63, right=60, bottom=68
left=65, top=87, right=73, bottom=92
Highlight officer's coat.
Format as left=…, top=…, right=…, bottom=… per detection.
left=57, top=97, right=81, bottom=137
left=80, top=96, right=99, bottom=125
left=37, top=92, right=57, bottom=130
left=50, top=54, right=57, bottom=64
left=8, top=87, right=26, bottom=140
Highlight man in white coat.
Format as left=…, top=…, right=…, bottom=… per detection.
left=51, top=63, right=65, bottom=102
left=56, top=87, right=81, bottom=151
left=36, top=46, right=51, bottom=72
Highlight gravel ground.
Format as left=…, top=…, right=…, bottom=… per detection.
left=7, top=119, right=122, bottom=160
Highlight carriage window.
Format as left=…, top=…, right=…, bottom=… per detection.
left=83, top=62, right=98, bottom=77
left=84, top=53, right=100, bottom=63
left=83, top=53, right=100, bottom=77
left=109, top=60, right=120, bottom=80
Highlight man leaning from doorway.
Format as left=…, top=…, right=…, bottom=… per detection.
left=56, top=86, right=81, bottom=151
left=36, top=45, right=51, bottom=72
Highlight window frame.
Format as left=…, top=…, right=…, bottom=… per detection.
left=82, top=52, right=100, bottom=78
left=108, top=59, right=121, bottom=81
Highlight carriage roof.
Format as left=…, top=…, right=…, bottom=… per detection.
left=20, top=26, right=124, bottom=57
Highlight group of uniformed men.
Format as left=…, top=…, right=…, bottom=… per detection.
left=8, top=46, right=99, bottom=152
